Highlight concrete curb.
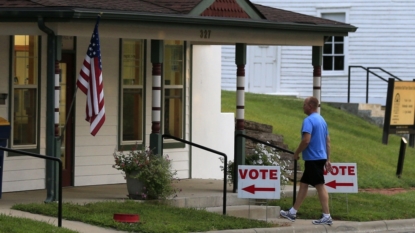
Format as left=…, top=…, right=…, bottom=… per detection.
left=198, top=218, right=415, bottom=233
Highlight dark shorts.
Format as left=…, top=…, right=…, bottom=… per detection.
left=300, top=159, right=326, bottom=187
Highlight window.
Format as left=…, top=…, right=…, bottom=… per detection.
left=120, top=39, right=144, bottom=145
left=11, top=35, right=39, bottom=150
left=163, top=41, right=184, bottom=139
left=321, top=13, right=346, bottom=72
left=323, top=36, right=344, bottom=71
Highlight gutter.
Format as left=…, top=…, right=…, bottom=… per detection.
left=37, top=16, right=58, bottom=203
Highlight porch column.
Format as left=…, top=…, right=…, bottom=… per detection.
left=150, top=40, right=163, bottom=155
left=53, top=60, right=61, bottom=199
left=233, top=43, right=246, bottom=192
left=312, top=46, right=322, bottom=113
left=43, top=31, right=57, bottom=203
left=410, top=79, right=415, bottom=148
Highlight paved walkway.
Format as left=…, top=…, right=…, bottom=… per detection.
left=0, top=179, right=414, bottom=232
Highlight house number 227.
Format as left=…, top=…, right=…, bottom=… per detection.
left=200, top=30, right=211, bottom=39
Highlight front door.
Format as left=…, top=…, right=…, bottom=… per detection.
left=248, top=46, right=277, bottom=93
left=59, top=53, right=75, bottom=187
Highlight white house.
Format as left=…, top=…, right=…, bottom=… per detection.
left=222, top=0, right=415, bottom=105
left=0, top=0, right=355, bottom=197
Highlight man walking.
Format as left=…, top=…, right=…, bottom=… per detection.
left=280, top=96, right=333, bottom=225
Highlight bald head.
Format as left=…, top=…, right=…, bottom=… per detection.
left=303, top=97, right=319, bottom=115
left=307, top=97, right=319, bottom=110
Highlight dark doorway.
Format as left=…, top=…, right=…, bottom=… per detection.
left=59, top=53, right=75, bottom=187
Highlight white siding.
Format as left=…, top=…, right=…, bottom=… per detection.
left=280, top=46, right=312, bottom=97
left=221, top=45, right=236, bottom=91
left=222, top=0, right=415, bottom=105
left=3, top=158, right=45, bottom=192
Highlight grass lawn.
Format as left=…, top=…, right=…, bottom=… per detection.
left=10, top=91, right=415, bottom=232
left=0, top=214, right=77, bottom=233
left=13, top=201, right=275, bottom=233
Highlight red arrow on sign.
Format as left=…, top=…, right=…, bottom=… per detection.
left=325, top=180, right=354, bottom=189
left=242, top=185, right=275, bottom=194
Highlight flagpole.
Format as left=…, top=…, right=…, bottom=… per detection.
left=60, top=86, right=78, bottom=139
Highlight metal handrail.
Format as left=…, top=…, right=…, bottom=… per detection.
left=348, top=66, right=402, bottom=103
left=161, top=134, right=228, bottom=215
left=367, top=67, right=401, bottom=81
left=234, top=134, right=297, bottom=206
left=0, top=146, right=62, bottom=227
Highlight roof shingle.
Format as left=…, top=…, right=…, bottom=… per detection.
left=253, top=3, right=349, bottom=26
left=0, top=0, right=354, bottom=28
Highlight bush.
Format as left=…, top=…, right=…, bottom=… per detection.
left=113, top=148, right=179, bottom=199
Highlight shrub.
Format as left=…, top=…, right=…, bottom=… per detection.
left=113, top=148, right=179, bottom=199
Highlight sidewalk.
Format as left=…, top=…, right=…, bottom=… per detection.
left=0, top=179, right=414, bottom=233
left=0, top=209, right=125, bottom=233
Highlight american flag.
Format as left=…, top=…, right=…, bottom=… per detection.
left=77, top=16, right=105, bottom=136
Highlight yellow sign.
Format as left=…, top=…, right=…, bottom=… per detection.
left=0, top=117, right=10, bottom=126
left=390, top=82, right=415, bottom=125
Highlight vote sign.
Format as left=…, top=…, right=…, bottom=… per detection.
left=324, top=163, right=358, bottom=193
left=237, top=165, right=280, bottom=199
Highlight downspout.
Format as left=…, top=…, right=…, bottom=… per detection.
left=38, top=16, right=58, bottom=202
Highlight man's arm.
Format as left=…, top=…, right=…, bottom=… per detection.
left=326, top=135, right=331, bottom=162
left=293, top=132, right=310, bottom=160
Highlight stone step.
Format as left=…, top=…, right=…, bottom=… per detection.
left=369, top=109, right=385, bottom=117
left=206, top=205, right=281, bottom=219
left=357, top=103, right=382, bottom=110
left=358, top=103, right=385, bottom=117
left=167, top=193, right=250, bottom=208
left=327, top=102, right=385, bottom=127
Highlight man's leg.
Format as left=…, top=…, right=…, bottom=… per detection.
left=280, top=182, right=309, bottom=221
left=315, top=183, right=329, bottom=214
left=312, top=183, right=333, bottom=225
left=293, top=182, right=309, bottom=210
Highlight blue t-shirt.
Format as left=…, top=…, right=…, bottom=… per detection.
left=301, top=113, right=329, bottom=161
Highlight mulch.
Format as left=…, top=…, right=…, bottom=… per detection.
left=359, top=187, right=415, bottom=195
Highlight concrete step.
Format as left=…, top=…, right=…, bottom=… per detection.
left=357, top=103, right=382, bottom=110
left=328, top=102, right=385, bottom=127
left=358, top=103, right=385, bottom=117
left=369, top=109, right=385, bottom=117
left=167, top=193, right=250, bottom=208
left=206, top=205, right=281, bottom=219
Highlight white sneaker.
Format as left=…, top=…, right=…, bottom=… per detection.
left=280, top=210, right=296, bottom=222
left=312, top=215, right=333, bottom=225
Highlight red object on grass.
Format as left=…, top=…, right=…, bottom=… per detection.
left=113, top=213, right=140, bottom=223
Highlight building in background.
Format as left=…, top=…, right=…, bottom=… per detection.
left=222, top=0, right=414, bottom=105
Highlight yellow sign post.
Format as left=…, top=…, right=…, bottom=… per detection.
left=390, top=82, right=415, bottom=126
left=383, top=79, right=415, bottom=145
